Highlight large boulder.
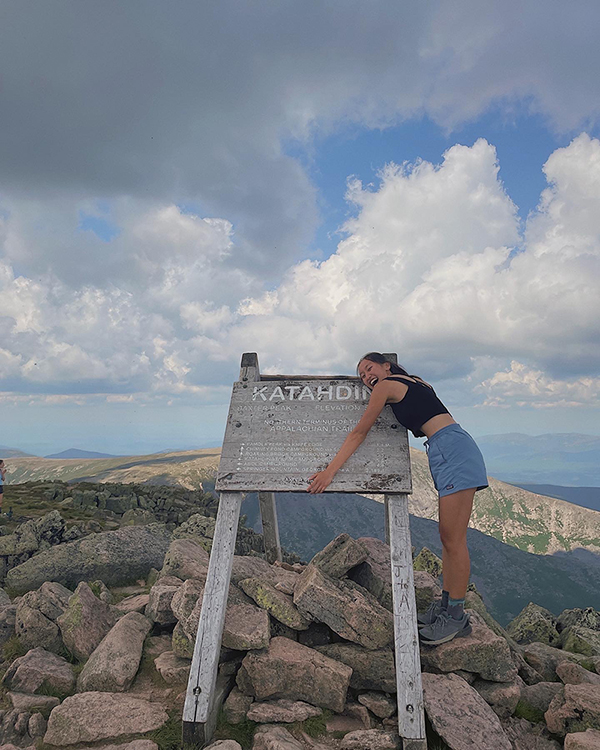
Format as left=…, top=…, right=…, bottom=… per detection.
left=472, top=676, right=523, bottom=718
left=159, top=538, right=209, bottom=581
left=6, top=524, right=171, bottom=594
left=523, top=642, right=591, bottom=681
left=246, top=699, right=322, bottom=723
left=422, top=672, right=512, bottom=750
left=57, top=582, right=117, bottom=661
left=340, top=729, right=400, bottom=749
left=317, top=643, right=396, bottom=693
left=14, top=581, right=72, bottom=653
left=565, top=729, right=600, bottom=749
left=251, top=725, right=304, bottom=750
left=309, top=534, right=367, bottom=578
left=76, top=612, right=152, bottom=692
left=557, top=608, right=600, bottom=634
left=0, top=603, right=17, bottom=648
left=545, top=684, right=600, bottom=736
left=43, top=692, right=168, bottom=745
left=2, top=647, right=75, bottom=695
left=501, top=717, right=562, bottom=750
left=506, top=603, right=560, bottom=647
left=144, top=576, right=183, bottom=625
left=293, top=565, right=393, bottom=649
left=236, top=636, right=352, bottom=712
left=556, top=661, right=600, bottom=686
left=420, top=611, right=517, bottom=682
left=517, top=681, right=564, bottom=722
left=561, top=626, right=600, bottom=657
left=239, top=578, right=311, bottom=631
left=154, top=650, right=190, bottom=684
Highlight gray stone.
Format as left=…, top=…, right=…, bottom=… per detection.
left=506, top=603, right=560, bottom=647
left=340, top=729, right=400, bottom=749
left=223, top=603, right=270, bottom=651
left=523, top=642, right=591, bottom=681
left=472, top=676, right=522, bottom=718
left=145, top=576, right=183, bottom=625
left=160, top=537, right=209, bottom=581
left=89, top=580, right=112, bottom=603
left=420, top=611, right=517, bottom=682
left=0, top=603, right=17, bottom=648
left=172, top=621, right=193, bottom=659
left=205, top=742, right=243, bottom=750
left=561, top=626, right=600, bottom=657
left=239, top=578, right=311, bottom=631
left=247, top=699, right=322, bottom=723
left=154, top=651, right=190, bottom=684
left=518, top=681, right=564, bottom=719
left=251, top=725, right=304, bottom=750
left=223, top=686, right=254, bottom=724
left=15, top=600, right=63, bottom=654
left=317, top=643, right=396, bottom=693
left=422, top=673, right=512, bottom=750
left=236, top=636, right=352, bottom=713
left=349, top=536, right=394, bottom=611
left=309, top=534, right=367, bottom=578
left=8, top=692, right=60, bottom=713
left=557, top=661, right=600, bottom=686
left=2, top=647, right=75, bottom=695
left=28, top=711, right=47, bottom=738
left=413, top=547, right=443, bottom=578
left=57, top=582, right=117, bottom=661
left=115, top=593, right=150, bottom=614
left=76, top=611, right=152, bottom=692
left=345, top=700, right=372, bottom=729
left=6, top=524, right=171, bottom=594
left=43, top=692, right=168, bottom=745
left=558, top=608, right=600, bottom=634
left=357, top=691, right=397, bottom=718
left=565, top=729, right=600, bottom=749
left=294, top=565, right=393, bottom=649
left=501, top=717, right=562, bottom=750
left=545, top=683, right=600, bottom=736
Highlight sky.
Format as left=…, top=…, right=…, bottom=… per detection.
left=1, top=0, right=600, bottom=457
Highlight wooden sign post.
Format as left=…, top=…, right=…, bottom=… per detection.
left=183, top=353, right=427, bottom=749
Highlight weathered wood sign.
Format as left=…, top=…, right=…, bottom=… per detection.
left=217, top=378, right=411, bottom=493
left=184, top=353, right=426, bottom=750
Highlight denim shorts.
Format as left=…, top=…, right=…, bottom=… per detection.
left=425, top=424, right=488, bottom=498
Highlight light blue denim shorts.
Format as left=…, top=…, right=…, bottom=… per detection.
left=424, top=424, right=488, bottom=498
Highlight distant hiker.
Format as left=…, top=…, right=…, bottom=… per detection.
left=0, top=460, right=5, bottom=513
left=307, top=352, right=488, bottom=646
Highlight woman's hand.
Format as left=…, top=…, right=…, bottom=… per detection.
left=307, top=470, right=334, bottom=494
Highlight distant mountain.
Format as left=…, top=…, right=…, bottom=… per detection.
left=242, top=491, right=600, bottom=626
left=513, top=483, right=600, bottom=513
left=45, top=448, right=121, bottom=459
left=477, top=432, right=600, bottom=486
left=0, top=445, right=35, bottom=458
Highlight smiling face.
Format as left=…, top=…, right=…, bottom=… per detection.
left=358, top=358, right=392, bottom=389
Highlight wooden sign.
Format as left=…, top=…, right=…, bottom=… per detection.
left=216, top=377, right=411, bottom=493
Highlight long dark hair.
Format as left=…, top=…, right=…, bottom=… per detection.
left=357, top=352, right=415, bottom=377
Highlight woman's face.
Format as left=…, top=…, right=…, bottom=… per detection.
left=358, top=359, right=391, bottom=388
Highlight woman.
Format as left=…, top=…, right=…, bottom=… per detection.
left=307, top=352, right=488, bottom=645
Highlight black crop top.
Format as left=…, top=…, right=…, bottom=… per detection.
left=384, top=376, right=450, bottom=438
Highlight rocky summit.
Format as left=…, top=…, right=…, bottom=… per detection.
left=0, top=496, right=599, bottom=749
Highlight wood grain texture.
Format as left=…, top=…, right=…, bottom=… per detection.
left=258, top=491, right=282, bottom=563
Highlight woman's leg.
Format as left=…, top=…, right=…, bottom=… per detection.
left=439, top=488, right=475, bottom=599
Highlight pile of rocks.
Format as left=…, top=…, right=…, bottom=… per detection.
left=1, top=531, right=600, bottom=749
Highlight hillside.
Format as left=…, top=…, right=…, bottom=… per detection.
left=45, top=448, right=121, bottom=459
left=513, top=483, right=600, bottom=513
left=6, top=445, right=600, bottom=557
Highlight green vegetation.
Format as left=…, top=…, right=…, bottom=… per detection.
left=1, top=635, right=28, bottom=664
left=215, top=709, right=258, bottom=749
left=514, top=700, right=545, bottom=723
left=148, top=714, right=186, bottom=750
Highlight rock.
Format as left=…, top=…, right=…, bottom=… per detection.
left=57, top=582, right=117, bottom=661
left=28, top=711, right=48, bottom=738
left=239, top=578, right=311, bottom=630
left=7, top=525, right=171, bottom=594
left=0, top=587, right=12, bottom=607
left=348, top=537, right=394, bottom=611
left=89, top=580, right=112, bottom=603
left=420, top=611, right=517, bottom=682
left=251, top=725, right=304, bottom=750
left=171, top=577, right=205, bottom=634
left=2, top=647, right=75, bottom=695
left=270, top=617, right=298, bottom=640
left=115, top=593, right=150, bottom=614
left=172, top=621, right=193, bottom=659
left=340, top=729, right=400, bottom=749
left=557, top=661, right=600, bottom=685
left=545, top=683, right=600, bottom=736
left=327, top=713, right=366, bottom=735
left=413, top=570, right=443, bottom=612
left=76, top=611, right=152, bottom=692
left=247, top=699, right=322, bottom=723
left=8, top=692, right=60, bottom=713
left=562, top=626, right=600, bottom=657
left=0, top=603, right=17, bottom=648
left=206, top=742, right=243, bottom=750
left=565, top=729, right=600, bottom=749
left=422, top=673, right=512, bottom=750
left=236, top=636, right=352, bottom=712
left=317, top=643, right=396, bottom=692
left=357, top=691, right=397, bottom=718
left=297, top=622, right=332, bottom=648
left=160, top=538, right=209, bottom=581
left=145, top=576, right=183, bottom=625
left=14, top=581, right=72, bottom=653
left=345, top=700, right=372, bottom=728
left=506, top=603, right=560, bottom=647
left=523, top=642, right=590, bottom=681
left=309, top=534, right=367, bottom=578
left=413, top=547, right=443, bottom=578
left=121, top=508, right=157, bottom=526
left=517, top=681, right=564, bottom=721
left=472, top=676, right=522, bottom=718
left=501, top=716, right=562, bottom=750
left=224, top=686, right=254, bottom=724
left=43, top=692, right=168, bottom=745
left=223, top=603, right=270, bottom=651
left=154, top=651, right=190, bottom=684
left=75, top=742, right=159, bottom=750
left=558, top=608, right=600, bottom=634
left=294, top=565, right=393, bottom=649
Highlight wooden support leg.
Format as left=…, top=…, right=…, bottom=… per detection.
left=386, top=493, right=427, bottom=750
left=258, top=491, right=282, bottom=564
left=384, top=494, right=390, bottom=544
left=182, top=491, right=243, bottom=748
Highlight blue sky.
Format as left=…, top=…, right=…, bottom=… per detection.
left=1, top=1, right=600, bottom=459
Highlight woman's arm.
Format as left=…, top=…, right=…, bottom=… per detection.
left=307, top=383, right=391, bottom=493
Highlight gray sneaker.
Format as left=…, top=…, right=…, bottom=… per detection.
left=419, top=611, right=472, bottom=645
left=417, top=599, right=445, bottom=627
